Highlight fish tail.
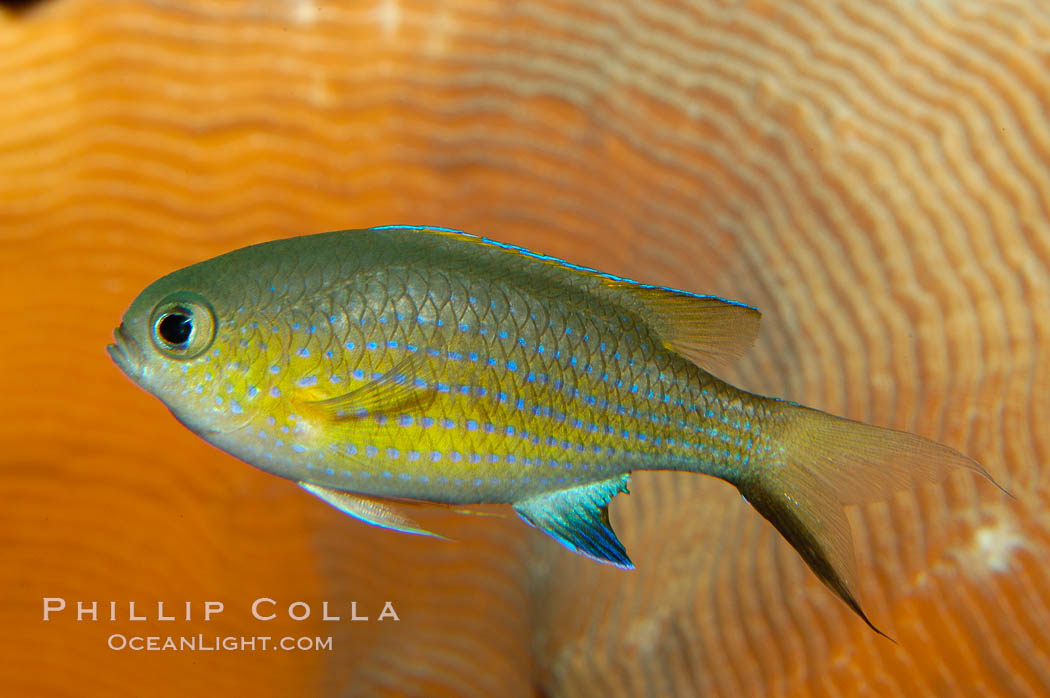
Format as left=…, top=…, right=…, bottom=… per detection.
left=732, top=401, right=1008, bottom=638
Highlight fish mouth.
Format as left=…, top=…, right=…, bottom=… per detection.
left=107, top=323, right=145, bottom=383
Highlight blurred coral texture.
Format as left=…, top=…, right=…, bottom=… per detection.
left=2, top=1, right=1049, bottom=696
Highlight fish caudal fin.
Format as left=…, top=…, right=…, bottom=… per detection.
left=736, top=403, right=1008, bottom=639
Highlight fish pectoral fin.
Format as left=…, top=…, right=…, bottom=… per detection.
left=299, top=482, right=449, bottom=539
left=617, top=285, right=761, bottom=374
left=512, top=474, right=633, bottom=569
left=305, top=351, right=437, bottom=422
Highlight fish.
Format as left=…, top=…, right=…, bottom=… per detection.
left=107, top=226, right=1007, bottom=637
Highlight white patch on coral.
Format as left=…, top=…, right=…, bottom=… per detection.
left=948, top=510, right=1028, bottom=576
left=971, top=518, right=1026, bottom=572
left=376, top=0, right=401, bottom=38
left=292, top=0, right=318, bottom=25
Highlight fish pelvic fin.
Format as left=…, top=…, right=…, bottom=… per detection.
left=735, top=402, right=1008, bottom=640
left=299, top=482, right=450, bottom=540
left=513, top=474, right=633, bottom=568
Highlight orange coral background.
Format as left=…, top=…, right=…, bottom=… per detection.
left=1, top=1, right=1048, bottom=696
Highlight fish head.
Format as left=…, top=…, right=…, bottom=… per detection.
left=107, top=260, right=257, bottom=438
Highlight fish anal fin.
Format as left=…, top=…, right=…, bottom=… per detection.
left=616, top=285, right=761, bottom=374
left=299, top=482, right=448, bottom=539
left=513, top=475, right=633, bottom=568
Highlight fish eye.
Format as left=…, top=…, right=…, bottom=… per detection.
left=149, top=292, right=216, bottom=359
left=157, top=312, right=192, bottom=346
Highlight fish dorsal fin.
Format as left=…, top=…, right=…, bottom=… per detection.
left=616, top=285, right=761, bottom=374
left=513, top=475, right=633, bottom=569
left=396, top=227, right=760, bottom=369
left=385, top=226, right=760, bottom=372
left=304, top=351, right=436, bottom=422
left=299, top=482, right=448, bottom=539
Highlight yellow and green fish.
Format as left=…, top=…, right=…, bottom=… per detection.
left=108, top=226, right=1004, bottom=636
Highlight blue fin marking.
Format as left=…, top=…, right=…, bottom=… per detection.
left=513, top=474, right=633, bottom=568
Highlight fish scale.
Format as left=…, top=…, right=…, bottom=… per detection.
left=298, top=267, right=694, bottom=501
left=109, top=225, right=1005, bottom=638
